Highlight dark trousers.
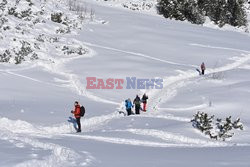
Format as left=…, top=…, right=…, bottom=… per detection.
left=76, top=117, right=81, bottom=132
left=201, top=70, right=205, bottom=75
left=135, top=105, right=140, bottom=115
left=126, top=108, right=132, bottom=116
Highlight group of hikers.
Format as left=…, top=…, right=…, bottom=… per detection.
left=70, top=62, right=206, bottom=133
left=71, top=94, right=149, bottom=132
left=125, top=93, right=148, bottom=116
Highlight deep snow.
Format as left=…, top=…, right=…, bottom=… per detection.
left=0, top=0, right=250, bottom=166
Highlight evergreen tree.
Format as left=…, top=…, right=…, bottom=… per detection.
left=181, top=0, right=205, bottom=24
left=192, top=112, right=244, bottom=141
left=157, top=0, right=204, bottom=24
left=226, top=0, right=247, bottom=27
left=157, top=0, right=182, bottom=20
left=158, top=0, right=248, bottom=27
left=213, top=0, right=227, bottom=27
left=197, top=0, right=216, bottom=16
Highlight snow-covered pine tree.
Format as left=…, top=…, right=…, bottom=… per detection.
left=158, top=0, right=248, bottom=27
left=201, top=113, right=214, bottom=133
left=226, top=0, right=247, bottom=27
left=216, top=116, right=234, bottom=141
left=197, top=0, right=227, bottom=27
left=191, top=112, right=214, bottom=133
left=213, top=0, right=228, bottom=27
left=181, top=0, right=205, bottom=24
left=157, top=0, right=204, bottom=24
left=157, top=0, right=181, bottom=20
left=191, top=111, right=202, bottom=128
left=192, top=112, right=244, bottom=141
left=197, top=0, right=216, bottom=16
left=232, top=118, right=244, bottom=130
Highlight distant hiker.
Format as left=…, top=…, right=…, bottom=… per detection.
left=125, top=98, right=133, bottom=116
left=142, top=93, right=148, bottom=112
left=201, top=62, right=206, bottom=75
left=71, top=101, right=81, bottom=133
left=133, top=95, right=141, bottom=115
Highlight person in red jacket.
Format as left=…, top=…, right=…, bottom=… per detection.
left=201, top=62, right=206, bottom=75
left=142, top=93, right=148, bottom=112
left=71, top=101, right=81, bottom=132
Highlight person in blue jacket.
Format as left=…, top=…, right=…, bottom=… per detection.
left=125, top=98, right=133, bottom=116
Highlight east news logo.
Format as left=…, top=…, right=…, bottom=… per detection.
left=86, top=77, right=163, bottom=89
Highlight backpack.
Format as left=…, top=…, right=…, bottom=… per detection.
left=80, top=106, right=85, bottom=117
left=125, top=100, right=128, bottom=107
left=134, top=98, right=140, bottom=106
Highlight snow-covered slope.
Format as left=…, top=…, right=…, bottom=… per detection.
left=0, top=0, right=250, bottom=166
left=94, top=0, right=250, bottom=33
left=0, top=0, right=99, bottom=64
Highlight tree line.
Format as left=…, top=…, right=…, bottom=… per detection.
left=157, top=0, right=248, bottom=27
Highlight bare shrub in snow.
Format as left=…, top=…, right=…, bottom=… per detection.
left=0, top=0, right=91, bottom=65
left=51, top=12, right=63, bottom=23
left=62, top=45, right=88, bottom=55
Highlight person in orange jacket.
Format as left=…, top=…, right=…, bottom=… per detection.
left=71, top=101, right=81, bottom=132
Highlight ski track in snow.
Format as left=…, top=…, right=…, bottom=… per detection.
left=116, top=129, right=228, bottom=147
left=60, top=133, right=227, bottom=148
left=60, top=130, right=250, bottom=148
left=5, top=71, right=63, bottom=88
left=0, top=64, right=36, bottom=72
left=158, top=103, right=208, bottom=112
left=190, top=43, right=250, bottom=54
left=6, top=71, right=43, bottom=83
left=83, top=41, right=197, bottom=68
left=140, top=114, right=190, bottom=122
